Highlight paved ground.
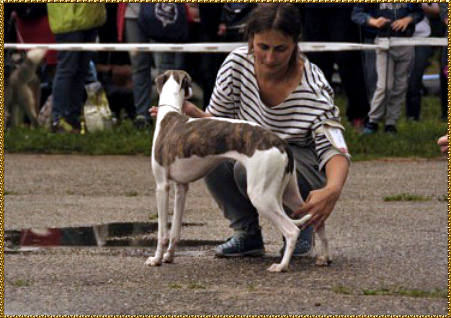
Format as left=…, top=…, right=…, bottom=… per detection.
left=4, top=154, right=449, bottom=315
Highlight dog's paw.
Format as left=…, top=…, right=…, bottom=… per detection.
left=266, top=263, right=287, bottom=273
left=145, top=256, right=162, bottom=267
left=163, top=252, right=174, bottom=263
left=315, top=256, right=332, bottom=266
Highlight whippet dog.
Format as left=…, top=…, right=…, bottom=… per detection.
left=146, top=70, right=330, bottom=272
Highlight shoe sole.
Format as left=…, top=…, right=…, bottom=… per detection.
left=215, top=249, right=265, bottom=258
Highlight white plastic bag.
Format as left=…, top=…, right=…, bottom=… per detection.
left=83, top=81, right=113, bottom=132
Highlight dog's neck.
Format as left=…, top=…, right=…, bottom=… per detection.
left=153, top=75, right=186, bottom=149
left=156, top=76, right=184, bottom=121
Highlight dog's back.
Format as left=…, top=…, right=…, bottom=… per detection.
left=154, top=111, right=294, bottom=174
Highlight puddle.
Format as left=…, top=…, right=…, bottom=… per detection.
left=5, top=221, right=219, bottom=249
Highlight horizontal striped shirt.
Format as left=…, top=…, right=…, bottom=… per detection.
left=206, top=46, right=349, bottom=170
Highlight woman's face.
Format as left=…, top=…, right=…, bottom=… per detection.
left=252, top=29, right=296, bottom=75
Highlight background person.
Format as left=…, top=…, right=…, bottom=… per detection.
left=352, top=3, right=423, bottom=135
left=47, top=3, right=106, bottom=133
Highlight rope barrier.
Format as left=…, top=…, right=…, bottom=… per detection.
left=3, top=37, right=447, bottom=53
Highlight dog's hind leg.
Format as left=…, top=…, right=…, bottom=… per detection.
left=248, top=184, right=300, bottom=272
left=163, top=183, right=189, bottom=263
left=282, top=172, right=304, bottom=212
left=145, top=179, right=170, bottom=267
left=314, top=224, right=331, bottom=266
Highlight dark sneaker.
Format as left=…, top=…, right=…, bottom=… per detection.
left=362, top=122, right=378, bottom=135
left=215, top=231, right=264, bottom=257
left=280, top=226, right=314, bottom=257
left=384, top=125, right=397, bottom=134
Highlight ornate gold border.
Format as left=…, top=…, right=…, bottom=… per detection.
left=1, top=1, right=4, bottom=317
left=0, top=1, right=449, bottom=317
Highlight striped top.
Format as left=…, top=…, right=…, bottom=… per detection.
left=206, top=46, right=349, bottom=170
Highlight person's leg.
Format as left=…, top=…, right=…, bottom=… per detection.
left=153, top=50, right=185, bottom=76
left=386, top=46, right=414, bottom=128
left=365, top=47, right=393, bottom=132
left=362, top=37, right=377, bottom=102
left=66, top=29, right=97, bottom=126
left=302, top=9, right=334, bottom=82
left=329, top=8, right=370, bottom=124
left=406, top=45, right=432, bottom=121
left=204, top=160, right=264, bottom=257
left=125, top=19, right=152, bottom=122
left=52, top=31, right=89, bottom=129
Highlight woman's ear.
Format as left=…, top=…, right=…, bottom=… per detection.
left=248, top=36, right=254, bottom=53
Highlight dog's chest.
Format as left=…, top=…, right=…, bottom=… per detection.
left=153, top=112, right=288, bottom=167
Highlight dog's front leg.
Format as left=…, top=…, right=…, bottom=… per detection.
left=145, top=182, right=170, bottom=266
left=163, top=183, right=189, bottom=263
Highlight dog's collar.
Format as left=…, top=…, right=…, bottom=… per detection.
left=159, top=104, right=180, bottom=112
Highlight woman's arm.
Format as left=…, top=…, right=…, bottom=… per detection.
left=183, top=101, right=213, bottom=118
left=293, top=154, right=349, bottom=230
left=149, top=100, right=214, bottom=119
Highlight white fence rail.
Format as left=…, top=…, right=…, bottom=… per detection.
left=3, top=37, right=448, bottom=53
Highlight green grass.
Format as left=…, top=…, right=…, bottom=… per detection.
left=10, top=279, right=32, bottom=287
left=5, top=120, right=153, bottom=155
left=383, top=193, right=431, bottom=202
left=332, top=285, right=447, bottom=299
left=5, top=96, right=447, bottom=160
left=362, top=287, right=447, bottom=299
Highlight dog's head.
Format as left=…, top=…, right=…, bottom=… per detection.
left=155, top=70, right=192, bottom=99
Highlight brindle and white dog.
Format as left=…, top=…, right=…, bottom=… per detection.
left=146, top=70, right=330, bottom=272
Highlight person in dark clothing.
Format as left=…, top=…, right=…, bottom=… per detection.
left=300, top=4, right=370, bottom=131
left=405, top=4, right=440, bottom=121
left=197, top=4, right=224, bottom=109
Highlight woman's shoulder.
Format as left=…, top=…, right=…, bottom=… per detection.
left=227, top=46, right=253, bottom=64
left=220, top=46, right=254, bottom=76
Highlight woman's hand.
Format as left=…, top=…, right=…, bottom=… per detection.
left=293, top=186, right=340, bottom=231
left=149, top=106, right=158, bottom=118
left=293, top=155, right=349, bottom=230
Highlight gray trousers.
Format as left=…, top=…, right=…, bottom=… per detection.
left=125, top=19, right=184, bottom=119
left=369, top=45, right=415, bottom=126
left=204, top=144, right=326, bottom=234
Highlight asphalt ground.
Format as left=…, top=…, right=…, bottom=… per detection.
left=4, top=154, right=449, bottom=315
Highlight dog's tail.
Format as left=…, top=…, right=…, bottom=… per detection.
left=292, top=213, right=312, bottom=227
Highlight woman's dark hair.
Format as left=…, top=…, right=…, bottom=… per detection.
left=245, top=4, right=302, bottom=67
left=245, top=4, right=302, bottom=43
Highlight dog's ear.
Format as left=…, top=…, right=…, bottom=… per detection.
left=181, top=72, right=192, bottom=99
left=155, top=72, right=169, bottom=94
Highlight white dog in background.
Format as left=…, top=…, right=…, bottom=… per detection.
left=5, top=48, right=47, bottom=128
